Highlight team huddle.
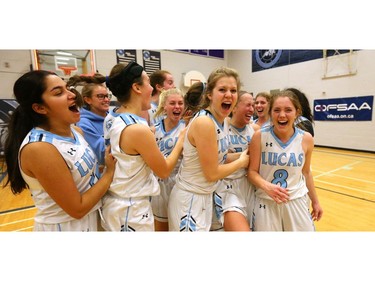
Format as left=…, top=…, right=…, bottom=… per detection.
left=3, top=61, right=323, bottom=232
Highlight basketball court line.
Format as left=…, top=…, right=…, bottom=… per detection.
left=314, top=147, right=375, bottom=160
left=312, top=161, right=362, bottom=179
left=312, top=160, right=375, bottom=201
left=315, top=185, right=375, bottom=203
left=12, top=226, right=33, bottom=232
left=313, top=168, right=375, bottom=185
left=0, top=217, right=33, bottom=227
left=314, top=179, right=375, bottom=197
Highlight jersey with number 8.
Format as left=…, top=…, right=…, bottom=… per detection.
left=256, top=127, right=309, bottom=200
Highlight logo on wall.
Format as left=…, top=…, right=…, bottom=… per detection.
left=254, top=50, right=283, bottom=69
left=143, top=50, right=151, bottom=60
left=313, top=96, right=373, bottom=121
left=252, top=50, right=354, bottom=72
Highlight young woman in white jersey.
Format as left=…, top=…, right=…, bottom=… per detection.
left=248, top=90, right=323, bottom=231
left=152, top=88, right=185, bottom=231
left=101, top=62, right=184, bottom=231
left=140, top=69, right=175, bottom=126
left=168, top=67, right=249, bottom=232
left=254, top=91, right=271, bottom=128
left=3, top=70, right=116, bottom=231
left=214, top=91, right=260, bottom=231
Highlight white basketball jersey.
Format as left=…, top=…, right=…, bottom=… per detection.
left=148, top=102, right=163, bottom=126
left=227, top=123, right=255, bottom=179
left=256, top=127, right=308, bottom=200
left=175, top=110, right=230, bottom=194
left=154, top=119, right=186, bottom=178
left=19, top=127, right=101, bottom=224
left=103, top=107, right=120, bottom=147
left=107, top=113, right=159, bottom=198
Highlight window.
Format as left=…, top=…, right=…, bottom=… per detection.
left=32, top=50, right=96, bottom=79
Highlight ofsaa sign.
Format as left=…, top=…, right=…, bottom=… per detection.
left=313, top=95, right=373, bottom=121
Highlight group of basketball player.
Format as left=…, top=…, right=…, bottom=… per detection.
left=3, top=61, right=323, bottom=231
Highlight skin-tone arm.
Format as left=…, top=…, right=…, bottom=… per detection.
left=121, top=124, right=185, bottom=179
left=247, top=130, right=289, bottom=203
left=20, top=144, right=116, bottom=219
left=190, top=116, right=249, bottom=182
left=302, top=133, right=323, bottom=221
left=225, top=151, right=242, bottom=163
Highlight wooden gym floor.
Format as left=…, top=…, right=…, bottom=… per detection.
left=0, top=146, right=374, bottom=231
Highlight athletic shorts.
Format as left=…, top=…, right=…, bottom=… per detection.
left=33, top=210, right=99, bottom=231
left=218, top=177, right=256, bottom=229
left=101, top=194, right=154, bottom=231
left=253, top=194, right=315, bottom=231
left=168, top=186, right=213, bottom=232
left=151, top=177, right=174, bottom=223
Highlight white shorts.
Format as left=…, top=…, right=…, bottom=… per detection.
left=151, top=177, right=174, bottom=222
left=168, top=186, right=213, bottom=232
left=33, top=210, right=99, bottom=231
left=211, top=191, right=224, bottom=231
left=217, top=176, right=256, bottom=229
left=253, top=194, right=315, bottom=231
left=101, top=194, right=154, bottom=231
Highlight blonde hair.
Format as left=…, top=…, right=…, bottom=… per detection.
left=255, top=91, right=271, bottom=103
left=154, top=88, right=184, bottom=118
left=201, top=67, right=241, bottom=109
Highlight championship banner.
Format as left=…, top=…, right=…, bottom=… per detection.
left=313, top=96, right=373, bottom=121
left=252, top=50, right=353, bottom=72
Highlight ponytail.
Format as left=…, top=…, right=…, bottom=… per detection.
left=3, top=106, right=33, bottom=193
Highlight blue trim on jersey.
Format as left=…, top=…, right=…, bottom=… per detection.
left=270, top=126, right=304, bottom=149
left=198, top=109, right=224, bottom=131
left=120, top=113, right=137, bottom=125
left=155, top=119, right=185, bottom=136
left=260, top=126, right=272, bottom=133
left=108, top=107, right=120, bottom=118
left=29, top=128, right=81, bottom=145
left=231, top=124, right=246, bottom=133
left=120, top=113, right=148, bottom=126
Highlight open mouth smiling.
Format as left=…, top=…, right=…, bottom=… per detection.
left=69, top=104, right=79, bottom=112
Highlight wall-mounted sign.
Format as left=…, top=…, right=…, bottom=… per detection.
left=142, top=50, right=161, bottom=76
left=116, top=49, right=137, bottom=64
left=313, top=95, right=373, bottom=121
left=176, top=49, right=224, bottom=59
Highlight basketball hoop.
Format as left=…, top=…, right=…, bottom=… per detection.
left=58, top=66, right=77, bottom=76
left=183, top=70, right=206, bottom=87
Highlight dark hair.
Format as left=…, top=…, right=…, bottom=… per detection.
left=150, top=70, right=171, bottom=96
left=286, top=88, right=314, bottom=123
left=106, top=62, right=144, bottom=103
left=67, top=73, right=107, bottom=109
left=3, top=70, right=57, bottom=193
left=183, top=81, right=205, bottom=117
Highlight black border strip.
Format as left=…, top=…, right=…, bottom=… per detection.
left=0, top=205, right=35, bottom=215
left=316, top=186, right=375, bottom=203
